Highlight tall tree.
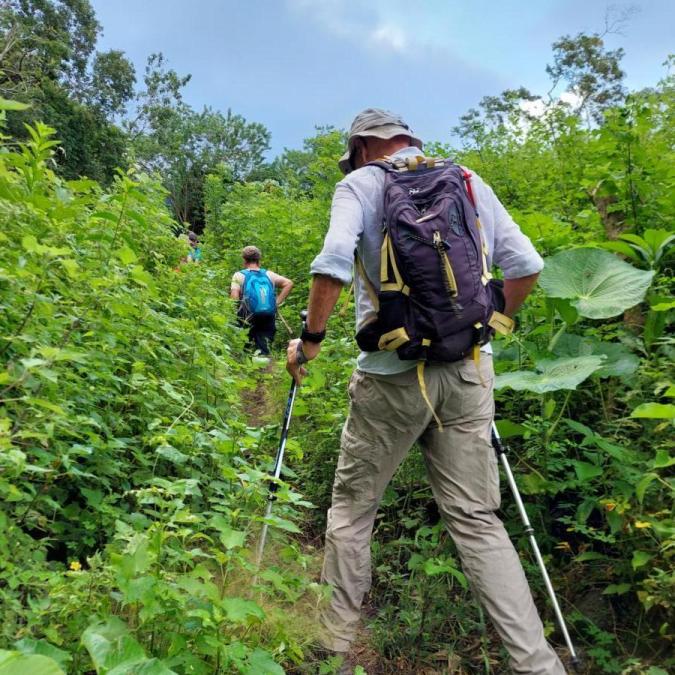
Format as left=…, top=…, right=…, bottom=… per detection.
left=546, top=32, right=625, bottom=123
left=0, top=0, right=135, bottom=182
left=128, top=54, right=270, bottom=226
left=0, top=0, right=100, bottom=95
left=89, top=49, right=136, bottom=117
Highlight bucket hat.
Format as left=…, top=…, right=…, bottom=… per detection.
left=338, top=108, right=422, bottom=174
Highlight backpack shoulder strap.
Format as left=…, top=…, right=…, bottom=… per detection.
left=459, top=169, right=492, bottom=285
left=461, top=169, right=477, bottom=210
left=354, top=252, right=379, bottom=312
left=365, top=158, right=397, bottom=172
left=369, top=155, right=450, bottom=173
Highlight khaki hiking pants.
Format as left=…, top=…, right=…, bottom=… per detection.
left=321, top=355, right=566, bottom=675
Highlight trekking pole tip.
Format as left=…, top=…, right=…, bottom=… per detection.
left=571, top=655, right=583, bottom=672
left=300, top=309, right=308, bottom=322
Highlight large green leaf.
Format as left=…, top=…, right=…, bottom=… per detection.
left=218, top=526, right=246, bottom=550
left=631, top=403, right=675, bottom=420
left=0, top=98, right=30, bottom=111
left=552, top=333, right=639, bottom=378
left=539, top=248, right=654, bottom=318
left=244, top=648, right=284, bottom=675
left=14, top=639, right=71, bottom=669
left=572, top=461, right=603, bottom=482
left=495, top=356, right=605, bottom=394
left=0, top=650, right=64, bottom=675
left=221, top=597, right=265, bottom=624
left=81, top=618, right=177, bottom=675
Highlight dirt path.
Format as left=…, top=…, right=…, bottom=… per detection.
left=240, top=357, right=278, bottom=427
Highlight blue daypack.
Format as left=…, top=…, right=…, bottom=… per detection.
left=241, top=268, right=276, bottom=316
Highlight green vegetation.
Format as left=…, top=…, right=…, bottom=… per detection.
left=0, top=3, right=673, bottom=673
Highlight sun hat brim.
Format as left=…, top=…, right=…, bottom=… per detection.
left=338, top=123, right=423, bottom=174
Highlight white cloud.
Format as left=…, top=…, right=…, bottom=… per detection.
left=560, top=90, right=584, bottom=109
left=520, top=98, right=547, bottom=118
left=370, top=23, right=408, bottom=52
left=286, top=0, right=412, bottom=54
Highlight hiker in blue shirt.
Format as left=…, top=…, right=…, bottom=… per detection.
left=187, top=231, right=202, bottom=262
left=230, top=245, right=293, bottom=355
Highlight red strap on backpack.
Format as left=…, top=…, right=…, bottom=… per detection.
left=461, top=169, right=477, bottom=210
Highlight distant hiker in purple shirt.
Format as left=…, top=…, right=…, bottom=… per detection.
left=286, top=108, right=566, bottom=674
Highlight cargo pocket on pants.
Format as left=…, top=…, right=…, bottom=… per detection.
left=334, top=425, right=380, bottom=516
left=456, top=356, right=495, bottom=419
left=487, top=450, right=501, bottom=511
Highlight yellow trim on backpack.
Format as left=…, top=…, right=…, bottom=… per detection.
left=475, top=216, right=493, bottom=285
left=377, top=327, right=410, bottom=351
left=417, top=361, right=443, bottom=431
left=488, top=311, right=515, bottom=335
left=381, top=282, right=410, bottom=294
left=355, top=253, right=379, bottom=312
left=387, top=236, right=405, bottom=289
left=441, top=251, right=458, bottom=297
left=380, top=236, right=389, bottom=283
left=380, top=233, right=407, bottom=294
left=432, top=231, right=458, bottom=297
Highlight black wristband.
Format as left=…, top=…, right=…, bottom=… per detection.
left=300, top=328, right=326, bottom=344
left=296, top=342, right=309, bottom=365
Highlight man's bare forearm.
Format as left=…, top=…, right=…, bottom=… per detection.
left=503, top=273, right=539, bottom=317
left=277, top=280, right=293, bottom=305
left=306, top=274, right=344, bottom=332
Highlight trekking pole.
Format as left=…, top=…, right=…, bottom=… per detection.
left=491, top=422, right=581, bottom=671
left=255, top=310, right=307, bottom=568
left=277, top=308, right=294, bottom=335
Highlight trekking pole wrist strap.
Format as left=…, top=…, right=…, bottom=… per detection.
left=296, top=342, right=309, bottom=365
left=300, top=328, right=326, bottom=344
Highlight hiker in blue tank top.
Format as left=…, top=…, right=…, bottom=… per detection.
left=285, top=109, right=566, bottom=675
left=230, top=245, right=293, bottom=355
left=187, top=231, right=202, bottom=262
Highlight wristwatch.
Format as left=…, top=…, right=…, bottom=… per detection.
left=300, top=328, right=326, bottom=344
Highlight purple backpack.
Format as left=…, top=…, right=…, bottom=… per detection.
left=355, top=157, right=512, bottom=363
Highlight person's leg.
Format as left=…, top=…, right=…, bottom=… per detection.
left=247, top=315, right=270, bottom=354
left=420, top=356, right=566, bottom=675
left=261, top=315, right=276, bottom=354
left=250, top=314, right=275, bottom=354
left=321, top=368, right=430, bottom=652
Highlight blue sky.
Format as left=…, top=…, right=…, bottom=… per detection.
left=91, top=0, right=673, bottom=158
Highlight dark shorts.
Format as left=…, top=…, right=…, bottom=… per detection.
left=240, top=313, right=276, bottom=355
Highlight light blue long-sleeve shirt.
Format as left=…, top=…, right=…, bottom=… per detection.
left=311, top=147, right=544, bottom=374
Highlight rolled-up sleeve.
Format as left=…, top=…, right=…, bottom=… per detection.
left=309, top=182, right=364, bottom=285
left=488, top=185, right=544, bottom=279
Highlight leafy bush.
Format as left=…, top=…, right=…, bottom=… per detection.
left=0, top=111, right=319, bottom=673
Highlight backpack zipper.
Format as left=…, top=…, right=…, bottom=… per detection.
left=433, top=230, right=460, bottom=301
